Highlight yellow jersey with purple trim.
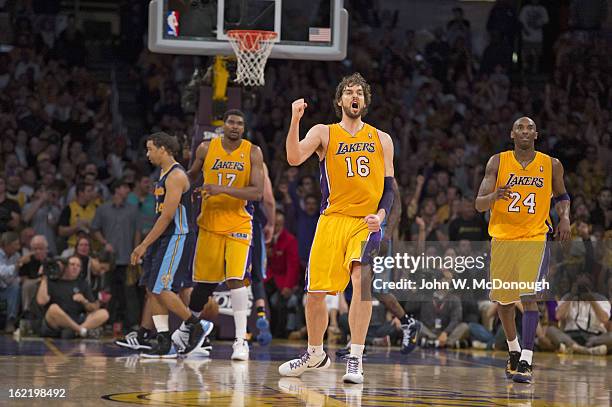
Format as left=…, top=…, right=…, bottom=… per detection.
left=489, top=150, right=553, bottom=240
left=198, top=137, right=253, bottom=240
left=319, top=123, right=385, bottom=217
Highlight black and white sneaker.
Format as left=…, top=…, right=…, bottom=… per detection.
left=172, top=320, right=213, bottom=356
left=505, top=351, right=521, bottom=379
left=512, top=360, right=533, bottom=384
left=401, top=318, right=421, bottom=354
left=342, top=356, right=364, bottom=384
left=189, top=330, right=214, bottom=357
left=115, top=330, right=153, bottom=351
left=279, top=351, right=331, bottom=377
left=141, top=332, right=178, bottom=359
left=183, top=319, right=207, bottom=355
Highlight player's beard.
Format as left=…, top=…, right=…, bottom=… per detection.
left=342, top=103, right=363, bottom=120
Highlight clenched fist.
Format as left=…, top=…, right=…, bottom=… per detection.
left=291, top=98, right=308, bottom=121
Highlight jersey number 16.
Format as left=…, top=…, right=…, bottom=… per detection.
left=345, top=156, right=370, bottom=177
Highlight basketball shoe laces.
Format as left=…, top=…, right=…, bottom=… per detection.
left=290, top=352, right=311, bottom=370
left=347, top=356, right=360, bottom=374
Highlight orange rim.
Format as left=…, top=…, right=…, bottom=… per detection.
left=227, top=30, right=277, bottom=51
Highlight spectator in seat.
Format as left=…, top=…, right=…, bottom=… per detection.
left=57, top=182, right=97, bottom=249
left=17, top=235, right=50, bottom=316
left=519, top=0, right=549, bottom=74
left=61, top=234, right=93, bottom=277
left=36, top=255, right=108, bottom=338
left=265, top=210, right=300, bottom=337
left=0, top=177, right=21, bottom=233
left=0, top=232, right=22, bottom=333
left=447, top=7, right=471, bottom=51
left=127, top=174, right=156, bottom=236
left=545, top=273, right=611, bottom=355
left=19, top=227, right=35, bottom=255
left=280, top=180, right=319, bottom=267
left=417, top=288, right=470, bottom=348
left=449, top=196, right=488, bottom=241
left=66, top=163, right=110, bottom=203
left=590, top=187, right=611, bottom=230
left=22, top=184, right=61, bottom=255
left=61, top=234, right=112, bottom=304
left=91, top=179, right=141, bottom=330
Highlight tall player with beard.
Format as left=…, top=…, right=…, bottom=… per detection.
left=279, top=73, right=395, bottom=384
left=476, top=117, right=571, bottom=383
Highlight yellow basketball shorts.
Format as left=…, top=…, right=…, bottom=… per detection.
left=192, top=229, right=251, bottom=283
left=306, top=214, right=382, bottom=294
left=489, top=236, right=550, bottom=304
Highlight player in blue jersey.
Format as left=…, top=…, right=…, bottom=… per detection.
left=130, top=132, right=210, bottom=358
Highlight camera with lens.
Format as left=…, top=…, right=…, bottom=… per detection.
left=42, top=257, right=65, bottom=280
left=575, top=283, right=592, bottom=300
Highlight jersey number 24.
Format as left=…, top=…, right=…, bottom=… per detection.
left=508, top=192, right=536, bottom=214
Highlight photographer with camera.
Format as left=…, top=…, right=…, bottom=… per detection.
left=17, top=235, right=50, bottom=316
left=545, top=273, right=612, bottom=355
left=0, top=232, right=22, bottom=333
left=36, top=255, right=109, bottom=338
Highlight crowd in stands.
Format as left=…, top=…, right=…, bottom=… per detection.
left=0, top=0, right=610, bottom=354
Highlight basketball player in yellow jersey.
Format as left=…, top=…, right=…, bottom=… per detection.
left=186, top=109, right=264, bottom=361
left=279, top=73, right=395, bottom=384
left=476, top=117, right=570, bottom=384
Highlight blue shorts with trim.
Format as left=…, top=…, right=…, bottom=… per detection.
left=140, top=232, right=193, bottom=294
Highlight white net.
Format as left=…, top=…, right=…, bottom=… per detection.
left=227, top=30, right=277, bottom=87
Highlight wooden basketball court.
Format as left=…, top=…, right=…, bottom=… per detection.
left=1, top=336, right=609, bottom=406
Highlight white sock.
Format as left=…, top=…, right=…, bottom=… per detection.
left=350, top=344, right=365, bottom=358
left=152, top=315, right=169, bottom=333
left=308, top=344, right=324, bottom=356
left=520, top=349, right=533, bottom=365
left=234, top=310, right=249, bottom=341
left=507, top=337, right=521, bottom=353
left=230, top=286, right=249, bottom=340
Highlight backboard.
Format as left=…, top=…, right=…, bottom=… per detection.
left=148, top=0, right=348, bottom=60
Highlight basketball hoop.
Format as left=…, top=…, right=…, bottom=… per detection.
left=227, top=30, right=277, bottom=87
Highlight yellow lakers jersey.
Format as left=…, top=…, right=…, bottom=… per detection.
left=198, top=137, right=253, bottom=239
left=489, top=150, right=553, bottom=240
left=320, top=123, right=385, bottom=217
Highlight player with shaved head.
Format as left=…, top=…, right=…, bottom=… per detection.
left=476, top=117, right=571, bottom=383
